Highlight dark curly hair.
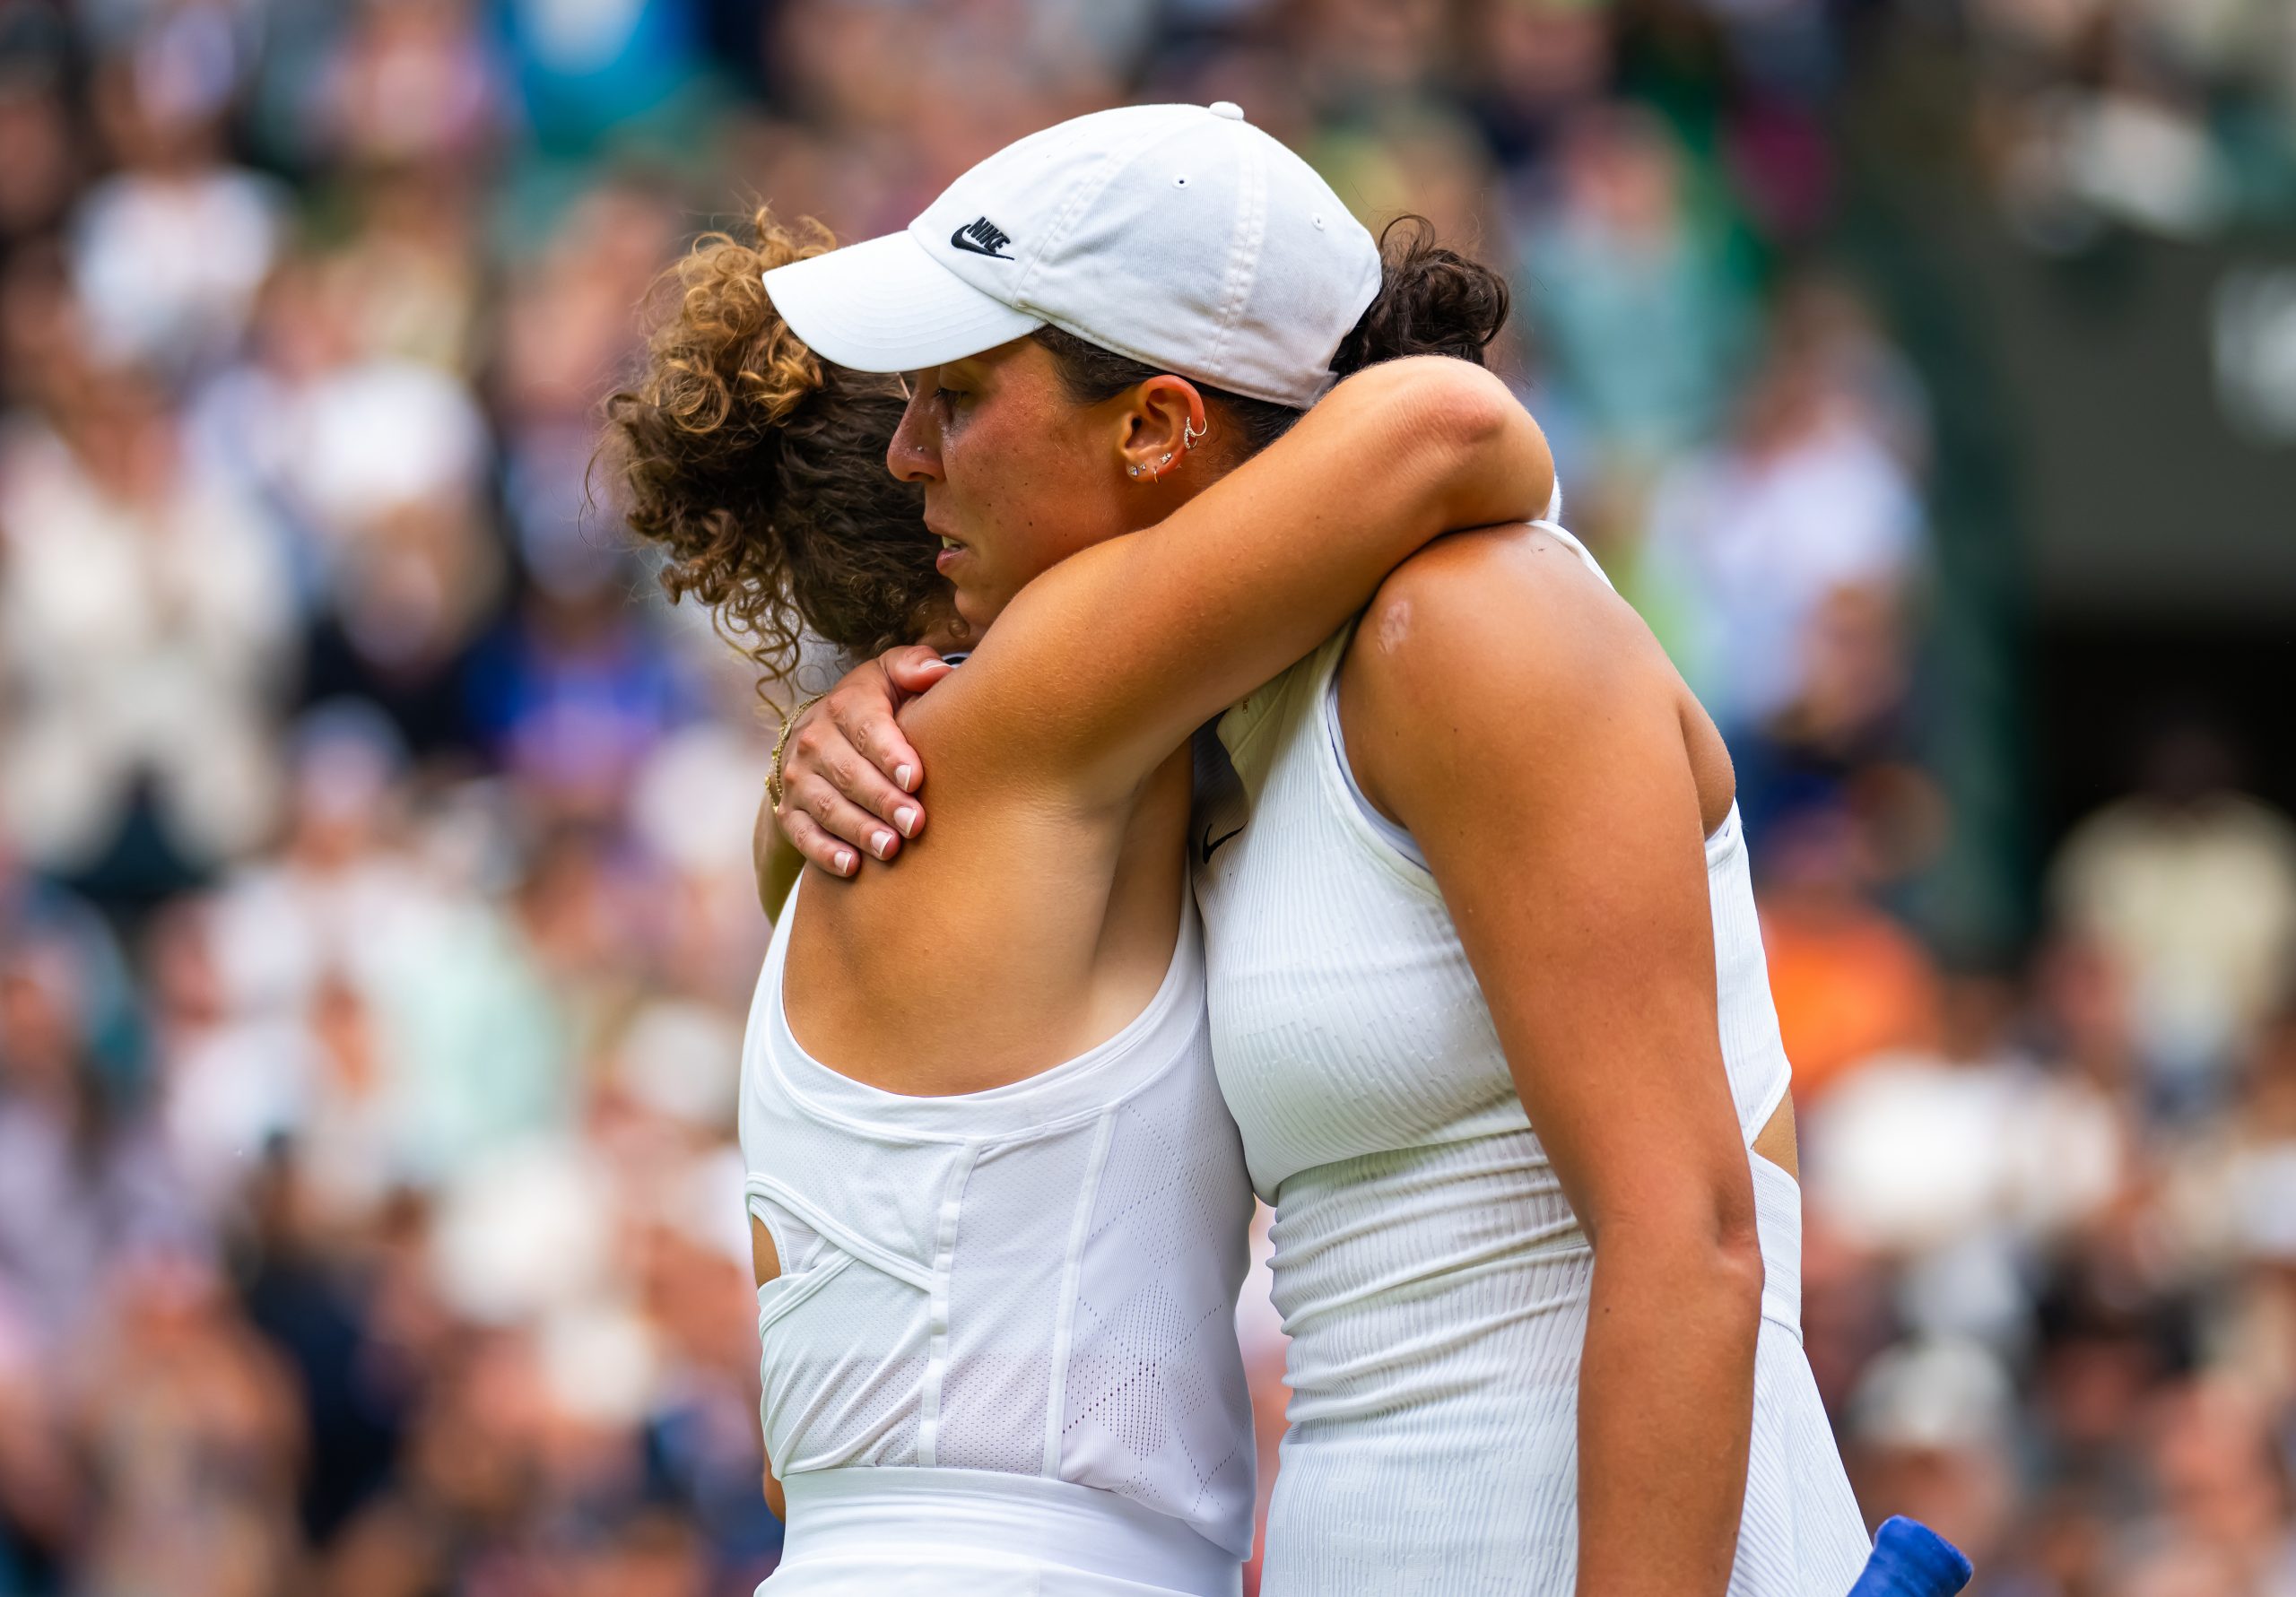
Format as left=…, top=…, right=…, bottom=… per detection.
left=598, top=207, right=960, bottom=710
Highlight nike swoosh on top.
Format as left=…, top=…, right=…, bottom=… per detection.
left=1199, top=826, right=1244, bottom=865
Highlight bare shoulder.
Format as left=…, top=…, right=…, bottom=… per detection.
left=1346, top=523, right=1674, bottom=729
left=1342, top=523, right=1736, bottom=835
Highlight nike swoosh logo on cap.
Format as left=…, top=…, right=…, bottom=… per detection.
left=950, top=216, right=1014, bottom=259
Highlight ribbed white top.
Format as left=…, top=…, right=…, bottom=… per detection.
left=738, top=880, right=1257, bottom=1587
left=1189, top=525, right=1869, bottom=1593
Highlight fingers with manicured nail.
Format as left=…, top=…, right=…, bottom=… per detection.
left=783, top=768, right=901, bottom=866
left=884, top=645, right=956, bottom=696
left=833, top=687, right=927, bottom=828
left=779, top=806, right=863, bottom=877
left=774, top=650, right=943, bottom=866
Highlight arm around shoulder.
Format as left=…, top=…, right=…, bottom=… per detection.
left=922, top=358, right=1553, bottom=807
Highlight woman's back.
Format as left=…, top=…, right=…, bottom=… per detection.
left=740, top=876, right=1257, bottom=1592
left=778, top=737, right=1196, bottom=1096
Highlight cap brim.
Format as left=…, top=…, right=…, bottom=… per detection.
left=761, top=231, right=1043, bottom=373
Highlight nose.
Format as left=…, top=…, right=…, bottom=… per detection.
left=888, top=378, right=942, bottom=484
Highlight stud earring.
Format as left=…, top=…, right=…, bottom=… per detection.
left=1127, top=464, right=1141, bottom=477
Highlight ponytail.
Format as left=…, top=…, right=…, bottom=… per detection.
left=1330, top=215, right=1511, bottom=378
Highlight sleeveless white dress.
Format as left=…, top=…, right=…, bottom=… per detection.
left=739, top=881, right=1257, bottom=1594
left=1190, top=525, right=1871, bottom=1595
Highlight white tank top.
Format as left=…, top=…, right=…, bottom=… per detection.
left=1190, top=524, right=1866, bottom=1592
left=1196, top=525, right=1791, bottom=1204
left=738, top=881, right=1257, bottom=1589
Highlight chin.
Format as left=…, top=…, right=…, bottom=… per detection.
left=952, top=589, right=998, bottom=633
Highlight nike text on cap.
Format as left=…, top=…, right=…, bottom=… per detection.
left=761, top=102, right=1384, bottom=410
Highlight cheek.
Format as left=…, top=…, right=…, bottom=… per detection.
left=948, top=417, right=1084, bottom=562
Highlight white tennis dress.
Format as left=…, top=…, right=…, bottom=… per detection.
left=738, top=881, right=1257, bottom=1594
left=1191, top=524, right=1872, bottom=1595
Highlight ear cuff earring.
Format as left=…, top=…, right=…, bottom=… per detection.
left=1129, top=430, right=1195, bottom=482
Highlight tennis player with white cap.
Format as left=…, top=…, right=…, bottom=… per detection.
left=763, top=95, right=1897, bottom=1596
left=718, top=100, right=1561, bottom=1595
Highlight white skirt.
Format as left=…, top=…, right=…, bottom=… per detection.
left=761, top=1468, right=1245, bottom=1597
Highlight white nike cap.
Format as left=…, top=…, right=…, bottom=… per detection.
left=761, top=101, right=1384, bottom=410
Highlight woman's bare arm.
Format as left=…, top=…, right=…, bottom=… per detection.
left=757, top=813, right=806, bottom=919
left=908, top=356, right=1549, bottom=805
left=1344, top=527, right=1763, bottom=1597
left=775, top=357, right=1549, bottom=864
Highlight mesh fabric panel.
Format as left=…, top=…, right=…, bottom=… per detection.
left=935, top=1125, right=1095, bottom=1474
left=1062, top=1063, right=1254, bottom=1529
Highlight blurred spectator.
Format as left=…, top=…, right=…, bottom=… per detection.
left=1464, top=0, right=1613, bottom=169
left=0, top=4, right=81, bottom=247
left=0, top=354, right=296, bottom=896
left=1847, top=1338, right=2022, bottom=1568
left=1758, top=803, right=1944, bottom=1105
left=1514, top=102, right=1759, bottom=482
left=1639, top=273, right=1927, bottom=748
left=1804, top=971, right=2126, bottom=1344
left=66, top=1255, right=304, bottom=1597
left=2048, top=719, right=2296, bottom=1115
left=71, top=30, right=283, bottom=381
left=306, top=0, right=505, bottom=174
left=0, top=922, right=200, bottom=1353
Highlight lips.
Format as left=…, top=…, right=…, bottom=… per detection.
left=927, top=516, right=968, bottom=575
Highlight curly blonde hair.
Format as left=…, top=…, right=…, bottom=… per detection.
left=599, top=207, right=956, bottom=708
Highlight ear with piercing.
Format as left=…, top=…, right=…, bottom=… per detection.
left=1129, top=397, right=1205, bottom=482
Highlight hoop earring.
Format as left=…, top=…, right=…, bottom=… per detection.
left=1183, top=416, right=1207, bottom=451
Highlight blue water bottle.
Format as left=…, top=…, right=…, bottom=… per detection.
left=1846, top=1516, right=1974, bottom=1597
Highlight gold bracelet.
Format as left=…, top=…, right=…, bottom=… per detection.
left=767, top=692, right=828, bottom=812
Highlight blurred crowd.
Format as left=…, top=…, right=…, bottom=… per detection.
left=2, top=1, right=2294, bottom=1595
